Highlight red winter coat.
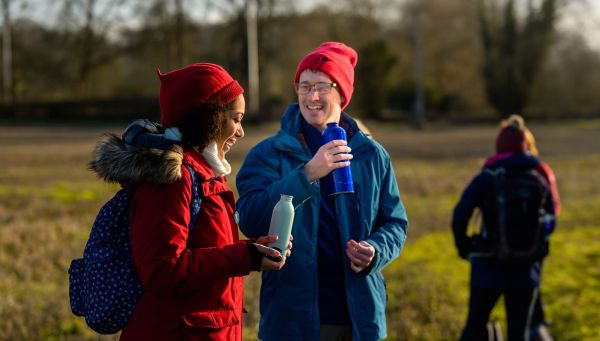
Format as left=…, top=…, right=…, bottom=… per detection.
left=120, top=148, right=252, bottom=341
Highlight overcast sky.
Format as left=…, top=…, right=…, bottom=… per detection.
left=558, top=0, right=600, bottom=50
left=7, top=0, right=600, bottom=51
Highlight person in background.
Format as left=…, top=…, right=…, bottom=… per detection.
left=497, top=116, right=560, bottom=341
left=452, top=115, right=558, bottom=340
left=235, top=41, right=408, bottom=341
left=484, top=115, right=559, bottom=215
left=90, top=63, right=290, bottom=341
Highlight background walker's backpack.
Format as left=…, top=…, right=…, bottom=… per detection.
left=482, top=167, right=550, bottom=264
left=68, top=164, right=202, bottom=334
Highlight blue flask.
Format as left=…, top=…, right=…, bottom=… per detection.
left=321, top=122, right=354, bottom=195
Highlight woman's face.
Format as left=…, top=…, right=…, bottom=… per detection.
left=297, top=70, right=343, bottom=131
left=217, top=94, right=245, bottom=158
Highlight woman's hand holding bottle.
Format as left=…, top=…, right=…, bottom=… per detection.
left=253, top=235, right=293, bottom=271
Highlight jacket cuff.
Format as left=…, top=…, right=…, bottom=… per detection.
left=246, top=243, right=263, bottom=272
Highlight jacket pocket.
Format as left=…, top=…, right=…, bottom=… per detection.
left=182, top=308, right=239, bottom=329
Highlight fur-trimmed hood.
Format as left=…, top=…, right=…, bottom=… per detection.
left=89, top=133, right=183, bottom=185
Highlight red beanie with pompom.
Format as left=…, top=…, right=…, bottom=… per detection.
left=496, top=115, right=527, bottom=153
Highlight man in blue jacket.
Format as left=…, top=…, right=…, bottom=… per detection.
left=236, top=41, right=408, bottom=341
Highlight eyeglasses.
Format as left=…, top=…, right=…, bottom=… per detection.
left=295, top=82, right=337, bottom=95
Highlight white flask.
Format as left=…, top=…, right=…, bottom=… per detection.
left=267, top=194, right=294, bottom=255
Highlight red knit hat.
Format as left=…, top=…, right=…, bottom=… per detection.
left=157, top=63, right=244, bottom=127
left=294, top=42, right=358, bottom=110
left=496, top=115, right=527, bottom=153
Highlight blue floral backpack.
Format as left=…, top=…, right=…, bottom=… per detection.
left=68, top=164, right=202, bottom=334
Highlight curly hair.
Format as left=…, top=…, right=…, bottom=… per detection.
left=177, top=100, right=234, bottom=151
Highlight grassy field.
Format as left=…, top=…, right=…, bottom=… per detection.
left=0, top=120, right=598, bottom=340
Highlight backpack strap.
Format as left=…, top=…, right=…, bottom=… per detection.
left=484, top=167, right=511, bottom=256
left=482, top=167, right=503, bottom=237
left=183, top=164, right=203, bottom=234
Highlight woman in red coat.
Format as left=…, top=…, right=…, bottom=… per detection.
left=94, top=63, right=289, bottom=341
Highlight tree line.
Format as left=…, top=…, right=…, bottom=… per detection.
left=1, top=0, right=599, bottom=123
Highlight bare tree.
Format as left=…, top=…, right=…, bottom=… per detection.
left=206, top=0, right=292, bottom=117
left=78, top=0, right=96, bottom=97
left=58, top=0, right=127, bottom=98
left=174, top=0, right=185, bottom=67
left=408, top=1, right=426, bottom=128
left=246, top=0, right=259, bottom=115
left=1, top=0, right=12, bottom=103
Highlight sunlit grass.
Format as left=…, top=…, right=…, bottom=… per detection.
left=0, top=121, right=598, bottom=340
left=382, top=226, right=600, bottom=340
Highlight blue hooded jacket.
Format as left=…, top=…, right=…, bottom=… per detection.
left=236, top=104, right=408, bottom=341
